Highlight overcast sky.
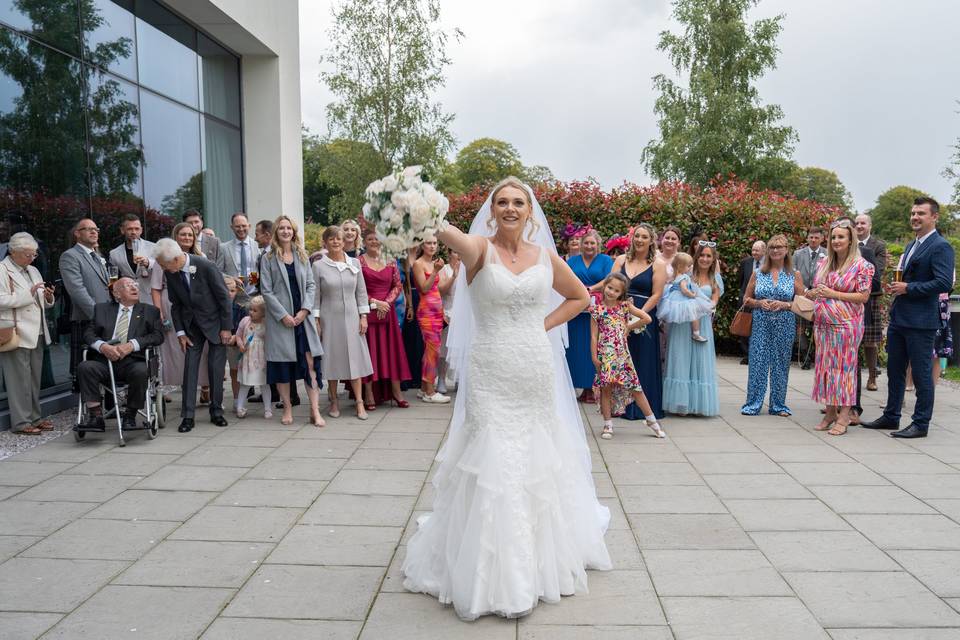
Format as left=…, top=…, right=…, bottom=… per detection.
left=299, top=0, right=959, bottom=211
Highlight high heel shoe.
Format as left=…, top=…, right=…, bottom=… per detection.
left=390, top=396, right=410, bottom=408
left=364, top=402, right=377, bottom=411
left=356, top=402, right=368, bottom=421
left=814, top=419, right=835, bottom=431
left=328, top=403, right=341, bottom=418
left=828, top=418, right=850, bottom=436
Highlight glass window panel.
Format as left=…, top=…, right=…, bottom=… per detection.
left=134, top=0, right=196, bottom=107
left=0, top=28, right=89, bottom=395
left=82, top=0, right=136, bottom=80
left=0, top=0, right=80, bottom=55
left=198, top=33, right=239, bottom=127
left=201, top=116, right=241, bottom=239
left=140, top=89, right=201, bottom=220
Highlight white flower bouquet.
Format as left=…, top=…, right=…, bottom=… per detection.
left=362, top=166, right=449, bottom=260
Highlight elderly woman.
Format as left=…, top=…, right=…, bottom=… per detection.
left=566, top=229, right=613, bottom=402
left=0, top=233, right=55, bottom=434
left=808, top=218, right=874, bottom=435
left=261, top=215, right=324, bottom=427
left=314, top=225, right=374, bottom=420
left=741, top=234, right=805, bottom=416
left=341, top=219, right=364, bottom=258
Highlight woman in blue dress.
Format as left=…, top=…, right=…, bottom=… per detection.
left=741, top=235, right=805, bottom=416
left=565, top=230, right=613, bottom=402
left=663, top=243, right=721, bottom=416
left=612, top=224, right=667, bottom=419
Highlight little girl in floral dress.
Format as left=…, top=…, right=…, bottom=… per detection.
left=234, top=296, right=270, bottom=419
left=591, top=272, right=666, bottom=439
left=658, top=252, right=715, bottom=342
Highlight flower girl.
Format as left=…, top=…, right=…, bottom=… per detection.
left=234, top=296, right=270, bottom=418
left=591, top=272, right=666, bottom=440
left=658, top=252, right=715, bottom=342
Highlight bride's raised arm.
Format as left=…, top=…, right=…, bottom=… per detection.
left=438, top=225, right=486, bottom=273
left=545, top=252, right=590, bottom=332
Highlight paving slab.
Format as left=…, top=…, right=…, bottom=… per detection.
left=853, top=453, right=960, bottom=475
left=326, top=469, right=427, bottom=496
left=810, top=484, right=936, bottom=514
left=268, top=524, right=402, bottom=566
left=888, top=550, right=960, bottom=598
left=0, top=557, right=128, bottom=612
left=0, top=500, right=95, bottom=536
left=20, top=517, right=178, bottom=560
left=780, top=462, right=889, bottom=485
left=0, top=612, right=62, bottom=640
left=301, top=493, right=416, bottom=527
left=644, top=549, right=792, bottom=596
left=272, top=437, right=360, bottom=458
left=245, top=455, right=345, bottom=480
left=84, top=489, right=215, bottom=521
left=133, top=464, right=248, bottom=491
left=11, top=473, right=139, bottom=503
left=630, top=513, right=755, bottom=549
left=0, top=461, right=76, bottom=486
left=361, top=592, right=515, bottom=639
left=826, top=631, right=960, bottom=640
left=213, top=478, right=327, bottom=508
left=176, top=445, right=274, bottom=467
left=845, top=514, right=960, bottom=550
left=619, top=484, right=728, bottom=514
left=69, top=452, right=179, bottom=476
left=169, top=505, right=301, bottom=542
left=885, top=474, right=960, bottom=499
left=523, top=570, right=666, bottom=626
left=201, top=618, right=362, bottom=639
left=703, top=472, right=813, bottom=499
left=0, top=534, right=39, bottom=562
left=115, top=540, right=273, bottom=587
left=606, top=461, right=705, bottom=485
left=662, top=596, right=830, bottom=639
left=751, top=530, right=900, bottom=572
left=725, top=499, right=851, bottom=531
left=344, top=447, right=438, bottom=471
left=518, top=625, right=673, bottom=640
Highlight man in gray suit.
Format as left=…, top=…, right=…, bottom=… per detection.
left=183, top=209, right=227, bottom=272
left=221, top=212, right=258, bottom=286
left=154, top=238, right=232, bottom=432
left=59, top=219, right=113, bottom=322
left=792, top=226, right=827, bottom=368
left=108, top=214, right=156, bottom=305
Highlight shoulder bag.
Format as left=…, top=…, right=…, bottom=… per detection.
left=729, top=304, right=753, bottom=337
left=0, top=267, right=21, bottom=352
left=791, top=294, right=814, bottom=322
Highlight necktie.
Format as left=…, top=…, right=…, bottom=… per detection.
left=180, top=270, right=190, bottom=291
left=116, top=307, right=129, bottom=343
left=240, top=241, right=248, bottom=277
left=754, top=260, right=760, bottom=271
left=902, top=240, right=919, bottom=270
left=89, top=251, right=106, bottom=279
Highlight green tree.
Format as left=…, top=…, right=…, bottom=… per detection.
left=322, top=0, right=460, bottom=174
left=642, top=0, right=797, bottom=188
left=523, top=164, right=556, bottom=186
left=302, top=128, right=339, bottom=224
left=452, top=138, right=524, bottom=189
left=313, top=138, right=390, bottom=224
left=869, top=185, right=929, bottom=241
left=780, top=165, right=854, bottom=211
left=944, top=103, right=960, bottom=205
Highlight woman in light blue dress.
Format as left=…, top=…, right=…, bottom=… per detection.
left=663, top=244, right=721, bottom=416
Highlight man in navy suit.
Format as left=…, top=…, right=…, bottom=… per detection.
left=863, top=197, right=955, bottom=438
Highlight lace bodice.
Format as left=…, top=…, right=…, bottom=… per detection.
left=469, top=240, right=552, bottom=342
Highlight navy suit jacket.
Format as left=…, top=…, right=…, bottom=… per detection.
left=889, top=232, right=954, bottom=331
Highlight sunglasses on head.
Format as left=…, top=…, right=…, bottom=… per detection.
left=698, top=240, right=717, bottom=248
left=831, top=219, right=854, bottom=229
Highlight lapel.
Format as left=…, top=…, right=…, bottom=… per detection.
left=276, top=254, right=293, bottom=304
left=2, top=258, right=36, bottom=306
left=906, top=233, right=937, bottom=273
left=127, top=303, right=144, bottom=338
left=103, top=301, right=120, bottom=336
left=80, top=245, right=108, bottom=285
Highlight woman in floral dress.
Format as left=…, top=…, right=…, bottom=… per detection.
left=809, top=219, right=874, bottom=435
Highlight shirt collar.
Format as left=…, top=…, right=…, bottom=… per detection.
left=859, top=235, right=870, bottom=246
left=915, top=229, right=937, bottom=245
left=321, top=255, right=359, bottom=274
left=180, top=255, right=191, bottom=272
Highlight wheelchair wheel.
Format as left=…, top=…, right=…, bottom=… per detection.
left=155, top=390, right=166, bottom=429
left=73, top=429, right=86, bottom=442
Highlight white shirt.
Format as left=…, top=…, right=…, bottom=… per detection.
left=858, top=234, right=870, bottom=247
left=231, top=238, right=253, bottom=275
left=92, top=304, right=140, bottom=354
left=902, top=228, right=937, bottom=268
left=175, top=255, right=192, bottom=337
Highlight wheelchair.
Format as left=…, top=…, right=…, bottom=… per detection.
left=73, top=347, right=166, bottom=447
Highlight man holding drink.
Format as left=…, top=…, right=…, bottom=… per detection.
left=108, top=214, right=156, bottom=305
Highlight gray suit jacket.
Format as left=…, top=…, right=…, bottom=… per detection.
left=164, top=255, right=232, bottom=344
left=108, top=240, right=156, bottom=305
left=260, top=251, right=323, bottom=362
left=59, top=244, right=112, bottom=321
left=220, top=238, right=258, bottom=279
left=793, top=245, right=826, bottom=290
left=198, top=234, right=227, bottom=272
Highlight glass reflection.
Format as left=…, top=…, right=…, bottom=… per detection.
left=199, top=33, right=239, bottom=127
left=82, top=0, right=136, bottom=80
left=140, top=89, right=201, bottom=216
left=202, top=116, right=242, bottom=238
left=135, top=0, right=197, bottom=107
left=0, top=0, right=80, bottom=55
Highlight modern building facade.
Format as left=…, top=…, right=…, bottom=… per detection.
left=0, top=0, right=303, bottom=426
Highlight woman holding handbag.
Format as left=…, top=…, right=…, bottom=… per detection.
left=0, top=233, right=56, bottom=434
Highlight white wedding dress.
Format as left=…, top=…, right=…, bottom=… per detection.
left=402, top=240, right=612, bottom=620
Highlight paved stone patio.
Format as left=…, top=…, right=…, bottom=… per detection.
left=1, top=357, right=960, bottom=639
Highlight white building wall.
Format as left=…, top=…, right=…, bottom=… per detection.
left=164, top=0, right=304, bottom=228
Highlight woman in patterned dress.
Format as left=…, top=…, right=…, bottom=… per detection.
left=741, top=235, right=805, bottom=416
left=413, top=237, right=451, bottom=403
left=808, top=219, right=874, bottom=435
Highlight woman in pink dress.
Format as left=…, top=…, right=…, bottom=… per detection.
left=808, top=218, right=874, bottom=436
left=360, top=228, right=411, bottom=409
left=413, top=236, right=452, bottom=404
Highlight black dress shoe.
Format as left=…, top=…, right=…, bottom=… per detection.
left=861, top=416, right=899, bottom=430
left=891, top=424, right=928, bottom=438
left=178, top=418, right=195, bottom=433
left=210, top=414, right=229, bottom=427
left=81, top=412, right=105, bottom=430
left=275, top=398, right=301, bottom=409
left=121, top=411, right=138, bottom=431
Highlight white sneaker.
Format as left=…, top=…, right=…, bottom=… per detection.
left=422, top=392, right=451, bottom=404
left=437, top=381, right=448, bottom=394
left=416, top=390, right=425, bottom=399
left=646, top=420, right=666, bottom=438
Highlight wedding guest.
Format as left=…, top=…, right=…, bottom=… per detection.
left=663, top=243, right=721, bottom=416
left=934, top=277, right=955, bottom=382
left=850, top=242, right=882, bottom=424
left=400, top=247, right=424, bottom=390
left=566, top=229, right=613, bottom=403
left=0, top=233, right=56, bottom=434
left=565, top=235, right=581, bottom=262
left=223, top=276, right=245, bottom=404
left=863, top=197, right=955, bottom=438
left=59, top=219, right=112, bottom=377
left=741, top=235, right=804, bottom=416
left=261, top=215, right=325, bottom=427
left=808, top=219, right=874, bottom=435
left=183, top=210, right=227, bottom=272
left=793, top=227, right=826, bottom=369
left=614, top=224, right=666, bottom=419
left=221, top=212, right=256, bottom=285
left=657, top=225, right=682, bottom=279
left=108, top=214, right=155, bottom=304
left=314, top=225, right=374, bottom=419
left=234, top=296, right=270, bottom=418
left=591, top=272, right=664, bottom=439
left=412, top=236, right=450, bottom=403
left=359, top=227, right=411, bottom=409
left=167, top=222, right=211, bottom=402
left=736, top=240, right=766, bottom=365
left=341, top=219, right=363, bottom=258
left=685, top=224, right=707, bottom=257
left=855, top=213, right=888, bottom=390
left=437, top=249, right=460, bottom=393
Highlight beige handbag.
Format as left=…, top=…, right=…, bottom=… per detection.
left=791, top=294, right=814, bottom=322
left=0, top=269, right=20, bottom=352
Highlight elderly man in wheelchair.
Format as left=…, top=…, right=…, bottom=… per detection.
left=77, top=277, right=163, bottom=435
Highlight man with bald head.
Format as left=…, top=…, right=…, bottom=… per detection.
left=78, top=278, right=163, bottom=431
left=737, top=240, right=766, bottom=364
left=855, top=213, right=887, bottom=389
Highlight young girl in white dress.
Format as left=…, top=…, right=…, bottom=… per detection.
left=658, top=252, right=715, bottom=342
left=234, top=296, right=270, bottom=418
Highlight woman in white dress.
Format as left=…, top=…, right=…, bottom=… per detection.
left=402, top=177, right=612, bottom=620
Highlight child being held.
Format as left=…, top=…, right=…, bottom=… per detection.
left=658, top=252, right=715, bottom=342
left=591, top=272, right=666, bottom=440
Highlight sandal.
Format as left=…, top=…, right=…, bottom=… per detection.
left=34, top=420, right=54, bottom=431
left=280, top=412, right=293, bottom=426
left=600, top=425, right=613, bottom=439
left=364, top=402, right=376, bottom=411
left=828, top=419, right=849, bottom=436
left=814, top=419, right=835, bottom=432
left=775, top=411, right=791, bottom=417
left=16, top=426, right=42, bottom=435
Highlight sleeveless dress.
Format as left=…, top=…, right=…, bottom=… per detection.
left=417, top=267, right=444, bottom=384
left=621, top=264, right=664, bottom=420
left=663, top=279, right=720, bottom=416
left=403, top=241, right=611, bottom=620
left=591, top=301, right=643, bottom=415
left=565, top=253, right=613, bottom=388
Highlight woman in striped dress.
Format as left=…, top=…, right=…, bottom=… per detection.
left=809, top=218, right=874, bottom=436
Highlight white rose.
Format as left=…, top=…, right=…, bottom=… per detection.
left=409, top=200, right=432, bottom=229
left=402, top=165, right=422, bottom=179
left=390, top=190, right=410, bottom=210
left=382, top=235, right=407, bottom=256
left=362, top=203, right=372, bottom=218
left=382, top=175, right=398, bottom=192
left=365, top=179, right=384, bottom=197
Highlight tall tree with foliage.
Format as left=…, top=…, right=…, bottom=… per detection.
left=643, top=0, right=797, bottom=188
left=780, top=165, right=854, bottom=212
left=944, top=103, right=960, bottom=205
left=302, top=133, right=390, bottom=225
left=869, top=185, right=930, bottom=241
left=322, top=0, right=460, bottom=176
left=452, top=138, right=524, bottom=190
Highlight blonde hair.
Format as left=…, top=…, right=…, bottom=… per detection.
left=248, top=295, right=265, bottom=309
left=818, top=220, right=860, bottom=281
left=340, top=218, right=363, bottom=250
left=761, top=234, right=793, bottom=274
left=270, top=215, right=308, bottom=262
left=627, top=223, right=657, bottom=264
left=488, top=176, right=540, bottom=241
left=671, top=251, right=694, bottom=275
left=172, top=222, right=202, bottom=256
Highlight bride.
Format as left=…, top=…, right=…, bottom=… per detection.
left=402, top=177, right=612, bottom=620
